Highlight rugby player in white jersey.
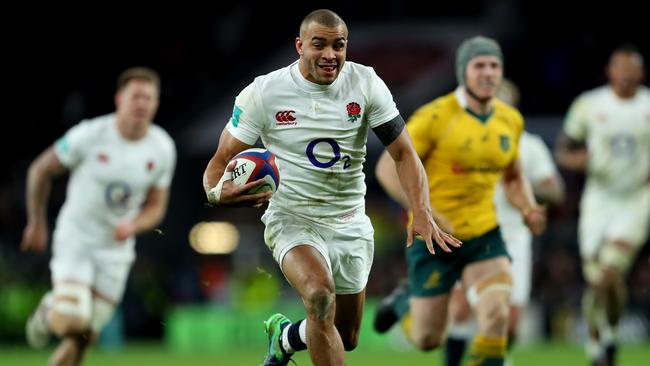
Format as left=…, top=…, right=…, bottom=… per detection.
left=555, top=44, right=650, bottom=366
left=202, top=9, right=460, bottom=366
left=21, top=67, right=176, bottom=366
left=444, top=80, right=565, bottom=366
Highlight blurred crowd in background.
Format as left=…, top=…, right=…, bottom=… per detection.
left=1, top=0, right=649, bottom=346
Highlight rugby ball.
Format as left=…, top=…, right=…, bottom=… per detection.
left=230, top=148, right=280, bottom=194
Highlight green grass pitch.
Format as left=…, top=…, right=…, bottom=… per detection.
left=3, top=342, right=649, bottom=365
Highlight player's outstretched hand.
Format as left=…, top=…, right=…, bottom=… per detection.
left=408, top=211, right=462, bottom=255
left=209, top=161, right=272, bottom=208
left=20, top=222, right=48, bottom=253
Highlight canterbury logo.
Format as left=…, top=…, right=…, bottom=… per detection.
left=275, top=110, right=296, bottom=123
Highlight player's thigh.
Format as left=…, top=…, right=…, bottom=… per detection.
left=578, top=193, right=615, bottom=259
left=503, top=229, right=532, bottom=306
left=282, top=245, right=335, bottom=299
left=462, top=256, right=512, bottom=319
left=327, top=216, right=374, bottom=295
left=581, top=190, right=650, bottom=281
left=462, top=256, right=511, bottom=290
left=264, top=211, right=334, bottom=293
left=604, top=191, right=650, bottom=260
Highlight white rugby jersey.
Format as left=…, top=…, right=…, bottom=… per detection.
left=494, top=132, right=559, bottom=228
left=226, top=61, right=399, bottom=220
left=54, top=113, right=176, bottom=247
left=564, top=86, right=650, bottom=195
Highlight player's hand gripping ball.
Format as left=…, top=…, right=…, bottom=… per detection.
left=230, top=148, right=280, bottom=194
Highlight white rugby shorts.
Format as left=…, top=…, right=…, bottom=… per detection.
left=262, top=208, right=374, bottom=295
left=578, top=188, right=650, bottom=262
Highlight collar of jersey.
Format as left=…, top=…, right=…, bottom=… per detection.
left=455, top=87, right=494, bottom=124
left=290, top=61, right=340, bottom=94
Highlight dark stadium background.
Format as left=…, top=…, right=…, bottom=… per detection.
left=2, top=0, right=649, bottom=352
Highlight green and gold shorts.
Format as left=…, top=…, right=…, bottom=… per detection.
left=407, top=227, right=510, bottom=297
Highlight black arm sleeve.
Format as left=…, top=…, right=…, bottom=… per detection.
left=372, top=115, right=405, bottom=146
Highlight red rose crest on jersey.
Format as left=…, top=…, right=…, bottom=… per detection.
left=346, top=102, right=361, bottom=123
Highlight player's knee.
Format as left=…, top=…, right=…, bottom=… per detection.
left=49, top=312, right=89, bottom=338
left=481, top=300, right=510, bottom=335
left=304, top=286, right=335, bottom=321
left=598, top=270, right=621, bottom=290
left=467, top=271, right=512, bottom=335
left=586, top=260, right=624, bottom=291
left=49, top=283, right=93, bottom=337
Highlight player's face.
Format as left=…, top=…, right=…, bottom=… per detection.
left=607, top=51, right=644, bottom=98
left=115, top=80, right=159, bottom=133
left=296, top=22, right=347, bottom=85
left=465, top=55, right=503, bottom=102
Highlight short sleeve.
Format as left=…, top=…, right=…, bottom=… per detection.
left=154, top=133, right=177, bottom=188
left=54, top=120, right=95, bottom=168
left=365, top=68, right=400, bottom=128
left=563, top=95, right=589, bottom=141
left=225, top=81, right=266, bottom=145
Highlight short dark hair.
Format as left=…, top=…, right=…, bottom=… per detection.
left=299, top=9, right=346, bottom=37
left=117, top=67, right=161, bottom=92
left=610, top=43, right=644, bottom=65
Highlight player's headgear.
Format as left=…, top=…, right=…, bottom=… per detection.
left=456, top=36, right=503, bottom=85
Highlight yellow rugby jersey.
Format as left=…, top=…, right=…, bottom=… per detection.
left=408, top=88, right=524, bottom=240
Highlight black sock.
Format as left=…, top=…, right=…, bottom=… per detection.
left=287, top=319, right=307, bottom=352
left=507, top=334, right=517, bottom=354
left=445, top=337, right=467, bottom=366
left=605, top=343, right=617, bottom=365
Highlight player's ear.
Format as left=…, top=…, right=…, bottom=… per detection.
left=295, top=37, right=304, bottom=56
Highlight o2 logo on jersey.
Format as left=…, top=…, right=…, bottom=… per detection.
left=306, top=138, right=351, bottom=169
left=610, top=134, right=636, bottom=158
left=105, top=181, right=132, bottom=211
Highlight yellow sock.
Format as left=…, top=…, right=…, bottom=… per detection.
left=467, top=335, right=507, bottom=366
left=401, top=311, right=412, bottom=338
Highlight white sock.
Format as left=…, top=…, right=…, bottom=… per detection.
left=447, top=318, right=477, bottom=340
left=281, top=325, right=293, bottom=353
left=586, top=337, right=604, bottom=360
left=599, top=323, right=618, bottom=347
left=299, top=320, right=307, bottom=344
left=281, top=320, right=308, bottom=354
